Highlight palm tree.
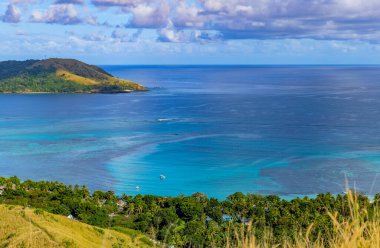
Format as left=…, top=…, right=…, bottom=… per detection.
left=126, top=203, right=135, bottom=215
left=136, top=204, right=144, bottom=214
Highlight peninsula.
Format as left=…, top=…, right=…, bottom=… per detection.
left=0, top=58, right=145, bottom=93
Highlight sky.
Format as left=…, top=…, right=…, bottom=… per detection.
left=1, top=0, right=380, bottom=65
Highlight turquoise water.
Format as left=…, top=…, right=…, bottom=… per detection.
left=1, top=66, right=380, bottom=198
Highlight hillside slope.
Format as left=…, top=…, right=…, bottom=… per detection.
left=0, top=58, right=145, bottom=93
left=0, top=205, right=152, bottom=248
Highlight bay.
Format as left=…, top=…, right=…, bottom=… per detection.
left=1, top=65, right=380, bottom=199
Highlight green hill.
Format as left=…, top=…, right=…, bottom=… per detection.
left=0, top=58, right=145, bottom=93
left=0, top=204, right=152, bottom=248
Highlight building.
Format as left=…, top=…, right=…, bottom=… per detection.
left=67, top=214, right=75, bottom=220
left=222, top=215, right=233, bottom=221
left=117, top=200, right=126, bottom=210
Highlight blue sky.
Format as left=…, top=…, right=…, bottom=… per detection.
left=1, top=0, right=380, bottom=64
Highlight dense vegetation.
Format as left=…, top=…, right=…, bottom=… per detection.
left=0, top=176, right=378, bottom=247
left=0, top=58, right=145, bottom=93
left=0, top=74, right=94, bottom=93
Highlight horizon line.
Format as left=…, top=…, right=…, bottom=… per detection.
left=98, top=64, right=380, bottom=66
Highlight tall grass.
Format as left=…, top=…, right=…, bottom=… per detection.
left=0, top=205, right=152, bottom=248
left=226, top=190, right=380, bottom=248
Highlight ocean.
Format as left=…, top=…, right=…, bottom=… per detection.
left=1, top=65, right=380, bottom=199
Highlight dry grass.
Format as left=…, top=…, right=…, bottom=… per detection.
left=226, top=190, right=380, bottom=248
left=105, top=77, right=146, bottom=91
left=56, top=69, right=98, bottom=85
left=0, top=205, right=152, bottom=248
left=56, top=69, right=145, bottom=90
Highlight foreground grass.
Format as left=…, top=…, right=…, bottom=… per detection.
left=226, top=190, right=380, bottom=248
left=0, top=205, right=152, bottom=248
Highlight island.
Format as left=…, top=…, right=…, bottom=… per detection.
left=0, top=58, right=145, bottom=93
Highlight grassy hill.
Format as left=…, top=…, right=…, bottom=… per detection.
left=0, top=58, right=145, bottom=93
left=0, top=204, right=152, bottom=248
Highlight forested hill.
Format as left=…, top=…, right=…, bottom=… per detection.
left=0, top=58, right=145, bottom=93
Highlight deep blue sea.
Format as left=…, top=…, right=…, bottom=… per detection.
left=1, top=65, right=380, bottom=199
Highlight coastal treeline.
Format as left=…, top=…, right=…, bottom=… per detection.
left=0, top=176, right=377, bottom=247
left=0, top=74, right=94, bottom=93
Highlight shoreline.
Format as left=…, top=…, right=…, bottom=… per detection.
left=0, top=175, right=373, bottom=201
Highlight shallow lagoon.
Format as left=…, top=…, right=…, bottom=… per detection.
left=1, top=65, right=380, bottom=199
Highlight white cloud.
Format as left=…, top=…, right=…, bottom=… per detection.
left=2, top=4, right=21, bottom=23
left=10, top=0, right=41, bottom=4
left=30, top=4, right=82, bottom=25
left=91, top=0, right=153, bottom=7
left=111, top=28, right=129, bottom=42
left=128, top=0, right=169, bottom=28
left=157, top=21, right=185, bottom=42
left=55, top=0, right=84, bottom=5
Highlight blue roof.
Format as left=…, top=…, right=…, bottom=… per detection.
left=222, top=215, right=233, bottom=220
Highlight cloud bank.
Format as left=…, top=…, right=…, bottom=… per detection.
left=2, top=0, right=380, bottom=43
left=91, top=0, right=380, bottom=42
